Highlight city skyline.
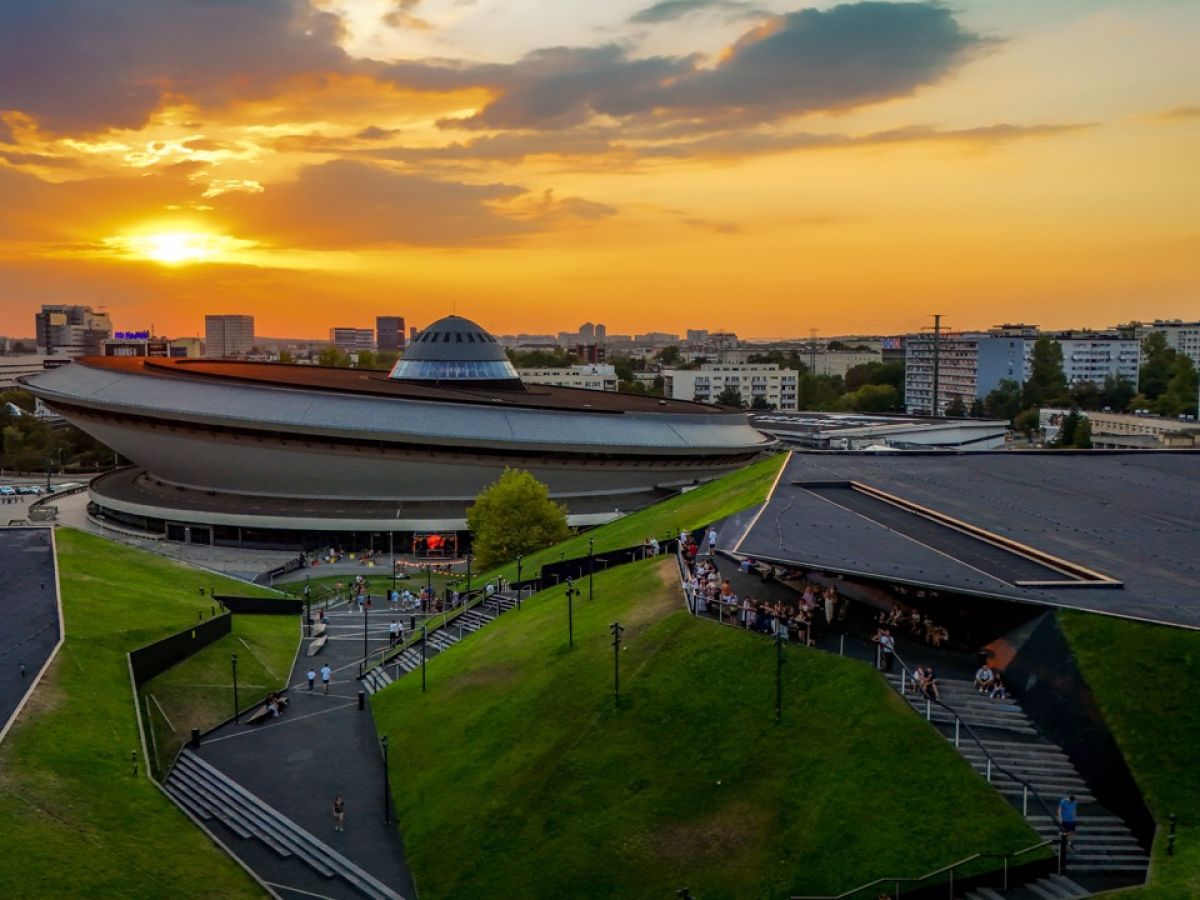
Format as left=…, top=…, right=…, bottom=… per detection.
left=1, top=1, right=1197, bottom=339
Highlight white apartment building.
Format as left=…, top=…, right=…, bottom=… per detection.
left=1055, top=334, right=1139, bottom=387
left=903, top=333, right=982, bottom=416
left=809, top=349, right=882, bottom=378
left=518, top=365, right=618, bottom=392
left=204, top=315, right=255, bottom=358
left=663, top=364, right=798, bottom=410
left=1136, top=320, right=1200, bottom=367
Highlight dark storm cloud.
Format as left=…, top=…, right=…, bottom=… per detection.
left=629, top=0, right=766, bottom=25
left=442, top=2, right=991, bottom=130
left=0, top=0, right=350, bottom=133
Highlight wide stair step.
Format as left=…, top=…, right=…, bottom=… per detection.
left=167, top=751, right=404, bottom=898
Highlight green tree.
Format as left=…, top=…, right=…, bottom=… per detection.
left=1152, top=355, right=1199, bottom=418
left=1073, top=416, right=1093, bottom=449
left=835, top=384, right=901, bottom=413
left=1138, top=332, right=1174, bottom=400
left=1068, top=380, right=1102, bottom=411
left=656, top=345, right=682, bottom=366
left=749, top=395, right=774, bottom=410
left=354, top=350, right=378, bottom=370
left=1014, top=407, right=1041, bottom=439
left=944, top=396, right=968, bottom=417
left=277, top=350, right=295, bottom=364
left=1025, top=337, right=1068, bottom=407
left=715, top=386, right=744, bottom=407
left=466, top=469, right=570, bottom=569
left=1054, top=411, right=1081, bottom=447
left=1100, top=374, right=1136, bottom=412
left=509, top=348, right=574, bottom=367
left=317, top=346, right=351, bottom=367
left=983, top=379, right=1023, bottom=421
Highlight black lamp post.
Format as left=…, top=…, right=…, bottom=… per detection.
left=381, top=735, right=391, bottom=825
left=588, top=537, right=594, bottom=602
left=421, top=623, right=427, bottom=693
left=516, top=553, right=523, bottom=610
left=363, top=599, right=370, bottom=660
left=304, top=577, right=312, bottom=633
left=466, top=552, right=474, bottom=595
left=390, top=531, right=396, bottom=597
left=564, top=577, right=578, bottom=649
left=610, top=621, right=625, bottom=703
left=775, top=629, right=784, bottom=724
left=231, top=654, right=240, bottom=724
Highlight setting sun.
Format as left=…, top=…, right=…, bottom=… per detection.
left=100, top=230, right=258, bottom=266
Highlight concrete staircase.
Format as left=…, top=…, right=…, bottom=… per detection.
left=165, top=749, right=405, bottom=900
left=887, top=675, right=1150, bottom=888
left=360, top=592, right=520, bottom=695
left=964, top=873, right=1089, bottom=900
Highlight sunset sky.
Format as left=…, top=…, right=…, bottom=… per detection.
left=1, top=0, right=1197, bottom=340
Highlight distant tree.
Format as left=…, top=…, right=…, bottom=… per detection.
left=826, top=340, right=846, bottom=351
left=944, top=396, right=968, bottom=417
left=509, top=348, right=574, bottom=368
left=797, top=374, right=842, bottom=410
left=1014, top=407, right=1041, bottom=439
left=1100, top=374, right=1136, bottom=412
left=466, top=469, right=569, bottom=569
left=1054, top=411, right=1082, bottom=447
left=656, top=345, right=682, bottom=366
left=1069, top=380, right=1102, bottom=411
left=835, top=384, right=901, bottom=413
left=983, top=379, right=1023, bottom=421
left=277, top=350, right=296, bottom=364
left=1138, top=332, right=1174, bottom=400
left=375, top=350, right=400, bottom=370
left=317, top=346, right=351, bottom=367
left=1073, top=417, right=1093, bottom=449
left=715, top=386, right=744, bottom=407
left=1025, top=337, right=1068, bottom=407
left=1152, top=355, right=1199, bottom=418
left=747, top=349, right=808, bottom=372
left=750, top=395, right=774, bottom=410
left=844, top=362, right=882, bottom=391
left=354, top=350, right=378, bottom=370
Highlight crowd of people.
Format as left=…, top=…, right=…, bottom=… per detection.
left=972, top=663, right=1008, bottom=700
left=876, top=602, right=950, bottom=647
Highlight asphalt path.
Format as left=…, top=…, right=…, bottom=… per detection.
left=0, top=527, right=60, bottom=737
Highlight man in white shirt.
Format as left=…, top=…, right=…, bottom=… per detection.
left=974, top=664, right=995, bottom=693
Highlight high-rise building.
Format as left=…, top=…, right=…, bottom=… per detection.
left=1135, top=320, right=1200, bottom=368
left=376, top=316, right=407, bottom=352
left=35, top=304, right=113, bottom=356
left=204, top=315, right=255, bottom=358
left=330, top=328, right=375, bottom=352
left=1053, top=332, right=1139, bottom=387
left=595, top=323, right=607, bottom=342
left=579, top=322, right=596, bottom=341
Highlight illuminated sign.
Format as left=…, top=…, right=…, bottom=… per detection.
left=114, top=331, right=151, bottom=340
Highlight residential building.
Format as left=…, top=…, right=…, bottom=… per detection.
left=330, top=327, right=375, bottom=352
left=1040, top=408, right=1200, bottom=449
left=518, top=364, right=618, bottom=392
left=686, top=329, right=710, bottom=344
left=809, top=348, right=881, bottom=378
left=35, top=304, right=112, bottom=356
left=634, top=332, right=680, bottom=345
left=376, top=316, right=407, bottom=352
left=1135, top=320, right=1200, bottom=367
left=1053, top=332, right=1139, bottom=387
left=204, top=315, right=255, bottom=358
left=904, top=332, right=984, bottom=415
left=574, top=343, right=606, bottom=364
left=663, top=363, right=799, bottom=410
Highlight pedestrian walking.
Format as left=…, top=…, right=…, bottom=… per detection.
left=388, top=620, right=399, bottom=647
left=306, top=668, right=316, bottom=691
left=876, top=628, right=896, bottom=672
left=1058, top=794, right=1078, bottom=848
left=332, top=795, right=345, bottom=832
left=707, top=528, right=718, bottom=554
left=320, top=663, right=332, bottom=694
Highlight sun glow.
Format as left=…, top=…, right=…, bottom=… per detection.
left=102, top=230, right=258, bottom=266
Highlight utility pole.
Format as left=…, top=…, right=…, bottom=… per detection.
left=564, top=577, right=578, bottom=649
left=775, top=629, right=784, bottom=724
left=421, top=623, right=427, bottom=693
left=928, top=314, right=944, bottom=417
left=610, top=621, right=625, bottom=704
left=588, top=537, right=594, bottom=603
left=231, top=654, right=240, bottom=724
left=381, top=735, right=391, bottom=825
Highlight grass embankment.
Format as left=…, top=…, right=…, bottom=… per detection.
left=1060, top=611, right=1200, bottom=898
left=141, top=616, right=299, bottom=776
left=0, top=528, right=278, bottom=899
left=479, top=452, right=785, bottom=584
left=373, top=556, right=1037, bottom=899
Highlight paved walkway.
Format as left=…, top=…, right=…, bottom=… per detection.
left=193, top=601, right=415, bottom=899
left=0, top=527, right=60, bottom=740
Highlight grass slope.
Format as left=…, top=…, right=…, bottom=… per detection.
left=0, top=528, right=277, bottom=899
left=141, top=615, right=299, bottom=776
left=1060, top=611, right=1200, bottom=898
left=373, top=557, right=1036, bottom=899
left=479, top=452, right=785, bottom=584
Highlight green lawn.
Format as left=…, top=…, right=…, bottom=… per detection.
left=0, top=528, right=277, bottom=899
left=1060, top=611, right=1200, bottom=898
left=140, top=615, right=299, bottom=777
left=373, top=556, right=1037, bottom=899
left=278, top=569, right=459, bottom=600
left=479, top=452, right=786, bottom=584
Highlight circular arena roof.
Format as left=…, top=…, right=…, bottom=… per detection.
left=388, top=314, right=522, bottom=387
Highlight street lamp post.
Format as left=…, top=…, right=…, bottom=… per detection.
left=588, top=538, right=594, bottom=602
left=610, top=621, right=625, bottom=704
left=516, top=553, right=523, bottom=610
left=381, top=735, right=391, bottom=825
left=363, top=599, right=370, bottom=660
left=564, top=577, right=578, bottom=649
left=421, top=623, right=427, bottom=693
left=304, top=577, right=312, bottom=635
left=775, top=629, right=784, bottom=724
left=466, top=552, right=473, bottom=596
left=231, top=654, right=240, bottom=724
left=390, top=531, right=396, bottom=597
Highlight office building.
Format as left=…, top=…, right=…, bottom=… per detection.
left=101, top=333, right=171, bottom=357
left=376, top=316, right=406, bottom=352
left=663, top=363, right=799, bottom=410
left=1054, top=333, right=1139, bottom=387
left=330, top=328, right=375, bottom=352
left=34, top=304, right=112, bottom=356
left=204, top=315, right=255, bottom=358
left=518, top=364, right=618, bottom=392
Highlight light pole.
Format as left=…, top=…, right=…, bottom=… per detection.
left=363, top=598, right=370, bottom=660
left=390, top=531, right=396, bottom=597
left=610, top=621, right=625, bottom=704
left=775, top=629, right=784, bottom=724
left=466, top=552, right=474, bottom=596
left=381, top=735, right=391, bottom=825
left=588, top=537, right=594, bottom=602
left=421, top=623, right=427, bottom=693
left=516, top=553, right=523, bottom=610
left=231, top=654, right=240, bottom=724
left=304, top=577, right=312, bottom=634
left=564, top=577, right=578, bottom=649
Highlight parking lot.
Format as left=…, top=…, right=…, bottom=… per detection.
left=0, top=528, right=62, bottom=738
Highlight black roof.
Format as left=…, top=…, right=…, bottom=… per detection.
left=731, top=451, right=1200, bottom=628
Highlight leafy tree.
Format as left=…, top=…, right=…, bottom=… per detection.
left=1054, top=411, right=1081, bottom=447
left=1073, top=417, right=1093, bottom=449
left=354, top=350, right=378, bottom=370
left=747, top=349, right=808, bottom=373
left=797, top=374, right=842, bottom=410
left=1025, top=336, right=1068, bottom=407
left=466, top=469, right=569, bottom=569
left=715, top=386, right=744, bottom=407
left=844, top=362, right=882, bottom=391
left=983, top=379, right=1023, bottom=421
left=1138, top=332, right=1174, bottom=400
left=317, top=346, right=351, bottom=367
left=944, top=396, right=968, bottom=417
left=1152, top=355, right=1199, bottom=418
left=749, top=395, right=774, bottom=410
left=835, top=384, right=901, bottom=413
left=656, top=346, right=682, bottom=366
left=509, top=348, right=574, bottom=368
left=277, top=350, right=295, bottom=364
left=1100, top=374, right=1135, bottom=412
left=1014, top=407, right=1041, bottom=439
left=1068, top=380, right=1102, bottom=411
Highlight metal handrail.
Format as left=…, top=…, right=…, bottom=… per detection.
left=790, top=840, right=1053, bottom=899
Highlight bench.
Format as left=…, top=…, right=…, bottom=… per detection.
left=311, top=622, right=327, bottom=637
left=246, top=695, right=288, bottom=725
left=306, top=635, right=328, bottom=656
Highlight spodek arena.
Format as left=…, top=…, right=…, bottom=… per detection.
left=23, top=315, right=773, bottom=551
